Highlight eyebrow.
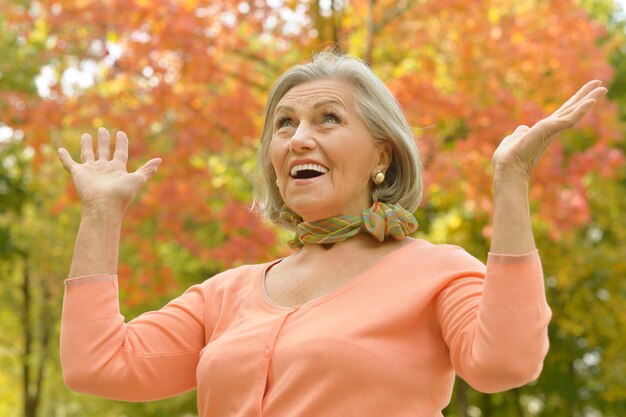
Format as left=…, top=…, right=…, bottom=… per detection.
left=313, top=99, right=346, bottom=110
left=274, top=99, right=346, bottom=116
left=275, top=105, right=295, bottom=114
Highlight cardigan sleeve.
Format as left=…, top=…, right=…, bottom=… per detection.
left=61, top=274, right=208, bottom=401
left=434, top=248, right=552, bottom=393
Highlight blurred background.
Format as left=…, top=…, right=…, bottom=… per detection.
left=1, top=0, right=625, bottom=416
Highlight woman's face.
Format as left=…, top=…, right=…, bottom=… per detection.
left=270, top=79, right=390, bottom=222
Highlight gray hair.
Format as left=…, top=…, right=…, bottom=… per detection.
left=253, top=50, right=423, bottom=229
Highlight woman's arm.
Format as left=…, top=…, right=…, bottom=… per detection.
left=436, top=248, right=550, bottom=393
left=490, top=176, right=534, bottom=254
left=59, top=128, right=196, bottom=400
left=489, top=80, right=607, bottom=254
left=58, top=127, right=161, bottom=277
left=69, top=207, right=123, bottom=277
left=61, top=275, right=207, bottom=401
left=437, top=82, right=607, bottom=393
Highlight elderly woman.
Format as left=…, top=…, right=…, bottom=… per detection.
left=58, top=52, right=606, bottom=416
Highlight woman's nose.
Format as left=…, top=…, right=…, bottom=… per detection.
left=289, top=123, right=317, bottom=152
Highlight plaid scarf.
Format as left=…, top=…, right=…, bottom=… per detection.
left=279, top=202, right=418, bottom=250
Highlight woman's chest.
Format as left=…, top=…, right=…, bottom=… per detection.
left=203, top=266, right=447, bottom=370
left=196, top=285, right=451, bottom=414
left=264, top=266, right=360, bottom=308
left=264, top=242, right=411, bottom=308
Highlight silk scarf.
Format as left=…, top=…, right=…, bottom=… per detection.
left=279, top=201, right=418, bottom=250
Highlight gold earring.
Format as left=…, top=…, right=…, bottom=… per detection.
left=373, top=170, right=385, bottom=185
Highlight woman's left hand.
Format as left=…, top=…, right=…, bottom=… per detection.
left=492, top=80, right=607, bottom=184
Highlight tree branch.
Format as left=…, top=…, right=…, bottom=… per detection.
left=373, top=0, right=415, bottom=34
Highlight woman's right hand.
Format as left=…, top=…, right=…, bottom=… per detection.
left=58, top=127, right=162, bottom=215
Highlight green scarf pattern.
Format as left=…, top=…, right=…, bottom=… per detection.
left=279, top=202, right=418, bottom=250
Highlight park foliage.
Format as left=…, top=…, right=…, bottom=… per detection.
left=1, top=0, right=625, bottom=416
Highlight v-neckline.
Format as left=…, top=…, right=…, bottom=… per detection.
left=257, top=238, right=420, bottom=311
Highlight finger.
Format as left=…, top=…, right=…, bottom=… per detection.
left=562, top=98, right=598, bottom=126
left=134, top=158, right=162, bottom=181
left=559, top=87, right=606, bottom=118
left=557, top=80, right=602, bottom=113
left=57, top=148, right=78, bottom=173
left=534, top=98, right=598, bottom=139
left=589, top=86, right=608, bottom=100
left=80, top=133, right=95, bottom=162
left=113, top=131, right=129, bottom=165
left=97, top=127, right=111, bottom=160
left=554, top=80, right=602, bottom=115
left=513, top=124, right=530, bottom=135
left=528, top=118, right=560, bottom=144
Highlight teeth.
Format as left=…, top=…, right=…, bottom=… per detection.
left=290, top=163, right=329, bottom=177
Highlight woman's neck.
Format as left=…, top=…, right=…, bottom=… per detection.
left=289, top=232, right=410, bottom=264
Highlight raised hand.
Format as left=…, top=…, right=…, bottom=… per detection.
left=58, top=127, right=162, bottom=214
left=492, top=80, right=607, bottom=183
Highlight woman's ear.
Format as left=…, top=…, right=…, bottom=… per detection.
left=376, top=141, right=393, bottom=172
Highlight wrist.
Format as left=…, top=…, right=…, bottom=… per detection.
left=81, top=199, right=127, bottom=219
left=493, top=170, right=530, bottom=193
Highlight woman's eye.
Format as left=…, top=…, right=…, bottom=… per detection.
left=277, top=118, right=294, bottom=129
left=322, top=113, right=340, bottom=124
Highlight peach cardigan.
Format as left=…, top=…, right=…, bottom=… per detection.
left=61, top=239, right=551, bottom=416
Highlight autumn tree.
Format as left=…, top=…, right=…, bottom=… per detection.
left=1, top=5, right=69, bottom=417
left=338, top=1, right=625, bottom=415
left=1, top=0, right=624, bottom=416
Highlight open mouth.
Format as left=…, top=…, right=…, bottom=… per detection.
left=290, top=163, right=329, bottom=180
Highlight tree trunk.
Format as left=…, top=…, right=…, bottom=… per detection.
left=20, top=260, right=52, bottom=417
left=22, top=262, right=35, bottom=417
left=364, top=0, right=375, bottom=64
left=330, top=0, right=339, bottom=44
left=455, top=378, right=470, bottom=417
left=512, top=389, right=526, bottom=417
left=481, top=392, right=493, bottom=417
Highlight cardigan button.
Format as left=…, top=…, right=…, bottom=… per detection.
left=264, top=347, right=271, bottom=357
